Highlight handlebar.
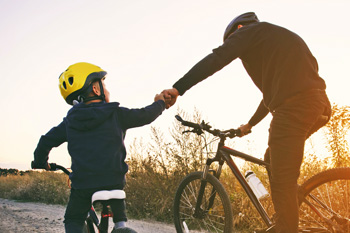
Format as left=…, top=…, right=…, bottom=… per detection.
left=31, top=161, right=70, bottom=175
left=175, top=115, right=201, bottom=129
left=175, top=115, right=243, bottom=138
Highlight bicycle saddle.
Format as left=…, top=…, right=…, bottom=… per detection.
left=92, top=190, right=126, bottom=203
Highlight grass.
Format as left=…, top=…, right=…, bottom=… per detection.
left=0, top=171, right=70, bottom=205
left=1, top=105, right=347, bottom=231
left=0, top=153, right=331, bottom=232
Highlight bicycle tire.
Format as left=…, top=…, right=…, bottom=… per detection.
left=83, top=218, right=95, bottom=233
left=174, top=171, right=233, bottom=233
left=82, top=223, right=90, bottom=233
left=298, top=167, right=350, bottom=232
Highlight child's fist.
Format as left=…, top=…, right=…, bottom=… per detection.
left=154, top=93, right=165, bottom=102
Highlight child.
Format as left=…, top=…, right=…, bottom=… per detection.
left=33, top=62, right=169, bottom=233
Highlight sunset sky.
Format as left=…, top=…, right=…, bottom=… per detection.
left=1, top=0, right=349, bottom=170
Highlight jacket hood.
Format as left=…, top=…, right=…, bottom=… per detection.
left=65, top=102, right=120, bottom=131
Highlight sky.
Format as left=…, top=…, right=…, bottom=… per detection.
left=0, top=0, right=349, bottom=170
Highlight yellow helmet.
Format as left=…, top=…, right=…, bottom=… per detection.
left=59, top=62, right=107, bottom=105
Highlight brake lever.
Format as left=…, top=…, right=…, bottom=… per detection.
left=229, top=129, right=252, bottom=138
left=182, top=130, right=192, bottom=134
left=182, top=128, right=204, bottom=135
left=228, top=129, right=239, bottom=138
left=194, top=128, right=204, bottom=135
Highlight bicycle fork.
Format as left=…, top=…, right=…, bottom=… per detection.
left=194, top=161, right=224, bottom=219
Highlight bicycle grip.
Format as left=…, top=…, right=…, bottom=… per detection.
left=236, top=129, right=252, bottom=137
left=175, top=115, right=200, bottom=129
left=31, top=161, right=57, bottom=171
left=31, top=161, right=43, bottom=169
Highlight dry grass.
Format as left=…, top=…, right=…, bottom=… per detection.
left=1, top=105, right=347, bottom=230
left=0, top=171, right=70, bottom=205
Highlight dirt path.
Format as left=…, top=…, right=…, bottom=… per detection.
left=0, top=198, right=176, bottom=233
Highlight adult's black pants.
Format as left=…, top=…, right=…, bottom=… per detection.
left=265, top=89, right=331, bottom=233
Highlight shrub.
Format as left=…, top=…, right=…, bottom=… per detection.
left=0, top=171, right=70, bottom=205
left=2, top=105, right=348, bottom=231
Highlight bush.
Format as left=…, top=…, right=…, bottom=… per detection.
left=2, top=105, right=348, bottom=231
left=0, top=168, right=30, bottom=176
left=0, top=171, right=70, bottom=205
left=125, top=105, right=350, bottom=230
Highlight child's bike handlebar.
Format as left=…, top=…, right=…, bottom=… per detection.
left=31, top=161, right=70, bottom=175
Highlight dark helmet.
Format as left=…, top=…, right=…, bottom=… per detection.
left=223, top=12, right=259, bottom=41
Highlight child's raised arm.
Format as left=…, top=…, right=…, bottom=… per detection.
left=154, top=93, right=172, bottom=106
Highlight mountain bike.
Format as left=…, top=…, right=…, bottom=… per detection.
left=31, top=162, right=130, bottom=233
left=173, top=115, right=350, bottom=233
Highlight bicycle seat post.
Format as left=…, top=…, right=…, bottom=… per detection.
left=91, top=190, right=126, bottom=233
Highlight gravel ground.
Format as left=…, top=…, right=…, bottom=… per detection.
left=0, top=198, right=176, bottom=233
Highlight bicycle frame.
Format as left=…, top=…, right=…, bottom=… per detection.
left=174, top=115, right=350, bottom=232
left=197, top=138, right=348, bottom=231
left=86, top=204, right=113, bottom=233
left=199, top=137, right=274, bottom=228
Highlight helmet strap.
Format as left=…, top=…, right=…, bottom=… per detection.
left=77, top=79, right=106, bottom=104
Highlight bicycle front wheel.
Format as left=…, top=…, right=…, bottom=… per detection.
left=298, top=167, right=350, bottom=232
left=173, top=171, right=233, bottom=233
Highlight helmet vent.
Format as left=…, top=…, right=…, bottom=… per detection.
left=62, top=81, right=67, bottom=90
left=68, top=77, right=74, bottom=85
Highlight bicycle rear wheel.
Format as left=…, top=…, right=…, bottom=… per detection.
left=173, top=171, right=233, bottom=233
left=298, top=167, right=350, bottom=232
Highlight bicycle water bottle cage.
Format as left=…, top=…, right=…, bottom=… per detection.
left=91, top=190, right=126, bottom=204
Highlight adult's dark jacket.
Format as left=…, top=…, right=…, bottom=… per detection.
left=173, top=22, right=326, bottom=126
left=34, top=100, right=165, bottom=189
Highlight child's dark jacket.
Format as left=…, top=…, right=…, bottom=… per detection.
left=34, top=100, right=165, bottom=189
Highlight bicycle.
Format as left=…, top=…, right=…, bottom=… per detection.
left=31, top=162, right=134, bottom=233
left=173, top=115, right=350, bottom=233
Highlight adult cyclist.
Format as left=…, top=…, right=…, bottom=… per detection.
left=162, top=12, right=331, bottom=233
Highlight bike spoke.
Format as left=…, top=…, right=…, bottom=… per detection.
left=176, top=176, right=229, bottom=232
left=299, top=178, right=350, bottom=232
